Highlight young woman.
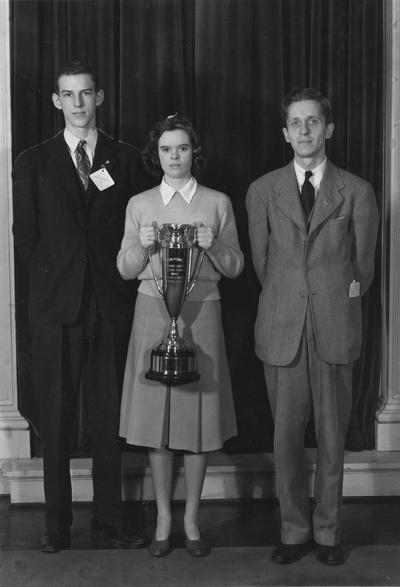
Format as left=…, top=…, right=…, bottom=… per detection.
left=117, top=114, right=243, bottom=557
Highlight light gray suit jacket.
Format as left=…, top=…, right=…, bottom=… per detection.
left=246, top=160, right=379, bottom=366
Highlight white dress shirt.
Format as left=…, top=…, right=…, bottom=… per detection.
left=294, top=158, right=327, bottom=196
left=64, top=127, right=98, bottom=167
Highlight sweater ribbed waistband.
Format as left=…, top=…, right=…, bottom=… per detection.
left=138, top=279, right=221, bottom=301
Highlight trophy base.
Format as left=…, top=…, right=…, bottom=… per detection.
left=145, top=347, right=200, bottom=386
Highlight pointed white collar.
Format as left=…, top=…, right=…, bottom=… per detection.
left=160, top=176, right=197, bottom=206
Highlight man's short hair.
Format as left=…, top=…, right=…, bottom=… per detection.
left=282, top=88, right=332, bottom=125
left=54, top=60, right=99, bottom=93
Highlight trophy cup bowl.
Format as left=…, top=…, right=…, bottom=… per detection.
left=145, top=223, right=204, bottom=385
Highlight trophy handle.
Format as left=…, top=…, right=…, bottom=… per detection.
left=186, top=225, right=205, bottom=296
left=148, top=222, right=164, bottom=297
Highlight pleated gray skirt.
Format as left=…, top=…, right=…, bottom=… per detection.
left=119, top=293, right=237, bottom=452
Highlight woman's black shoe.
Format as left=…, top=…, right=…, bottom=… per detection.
left=149, top=532, right=172, bottom=557
left=184, top=533, right=210, bottom=557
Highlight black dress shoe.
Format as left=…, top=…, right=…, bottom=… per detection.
left=149, top=532, right=172, bottom=557
left=184, top=533, right=210, bottom=557
left=316, top=543, right=345, bottom=566
left=271, top=542, right=312, bottom=564
left=92, top=520, right=146, bottom=548
left=40, top=529, right=70, bottom=553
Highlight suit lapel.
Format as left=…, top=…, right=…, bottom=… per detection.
left=91, top=131, right=119, bottom=174
left=85, top=131, right=119, bottom=204
left=275, top=163, right=308, bottom=234
left=308, top=161, right=344, bottom=235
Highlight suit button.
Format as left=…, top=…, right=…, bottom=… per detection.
left=299, top=291, right=308, bottom=298
left=79, top=258, right=87, bottom=264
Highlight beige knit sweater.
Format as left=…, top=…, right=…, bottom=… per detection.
left=117, top=183, right=244, bottom=301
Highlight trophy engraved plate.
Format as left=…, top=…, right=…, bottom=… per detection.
left=146, top=223, right=204, bottom=385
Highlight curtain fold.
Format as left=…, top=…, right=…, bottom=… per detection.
left=11, top=0, right=383, bottom=454
left=118, top=0, right=196, bottom=143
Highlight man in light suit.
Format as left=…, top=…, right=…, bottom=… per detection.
left=13, top=60, right=148, bottom=552
left=246, top=88, right=379, bottom=566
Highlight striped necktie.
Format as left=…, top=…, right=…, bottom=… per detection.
left=75, top=140, right=91, bottom=190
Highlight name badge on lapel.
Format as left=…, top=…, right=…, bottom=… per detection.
left=90, top=167, right=115, bottom=191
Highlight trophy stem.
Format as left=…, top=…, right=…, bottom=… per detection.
left=167, top=317, right=179, bottom=346
left=169, top=317, right=178, bottom=340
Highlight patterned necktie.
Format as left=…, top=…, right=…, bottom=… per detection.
left=300, top=170, right=315, bottom=219
left=75, top=140, right=91, bottom=190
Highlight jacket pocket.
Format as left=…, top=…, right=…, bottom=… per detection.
left=29, top=254, right=54, bottom=276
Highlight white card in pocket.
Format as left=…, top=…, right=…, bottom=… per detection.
left=90, top=167, right=115, bottom=191
left=349, top=280, right=360, bottom=298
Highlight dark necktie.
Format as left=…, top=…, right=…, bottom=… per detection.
left=75, top=140, right=91, bottom=190
left=300, top=170, right=315, bottom=219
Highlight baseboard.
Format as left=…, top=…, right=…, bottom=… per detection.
left=1, top=449, right=400, bottom=504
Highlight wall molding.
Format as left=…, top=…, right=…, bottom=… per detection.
left=376, top=0, right=400, bottom=450
left=0, top=0, right=30, bottom=460
left=2, top=451, right=399, bottom=504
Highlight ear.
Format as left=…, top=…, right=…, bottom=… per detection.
left=96, top=89, right=104, bottom=107
left=52, top=93, right=63, bottom=110
left=325, top=122, right=334, bottom=139
left=282, top=127, right=291, bottom=143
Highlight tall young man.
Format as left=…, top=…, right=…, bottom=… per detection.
left=13, top=60, right=147, bottom=552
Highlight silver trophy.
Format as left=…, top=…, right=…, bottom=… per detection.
left=146, top=223, right=205, bottom=385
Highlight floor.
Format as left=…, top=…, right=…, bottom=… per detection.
left=0, top=496, right=399, bottom=586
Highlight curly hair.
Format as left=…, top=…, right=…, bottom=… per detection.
left=142, top=114, right=206, bottom=178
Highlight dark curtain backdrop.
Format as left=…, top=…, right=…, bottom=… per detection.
left=11, top=0, right=383, bottom=456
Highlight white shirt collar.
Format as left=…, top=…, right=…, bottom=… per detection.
left=64, top=127, right=98, bottom=165
left=160, top=176, right=197, bottom=206
left=294, top=158, right=326, bottom=192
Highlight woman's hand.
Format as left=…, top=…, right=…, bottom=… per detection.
left=139, top=225, right=156, bottom=249
left=196, top=226, right=214, bottom=250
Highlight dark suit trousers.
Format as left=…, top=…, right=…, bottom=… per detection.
left=264, top=309, right=353, bottom=547
left=32, top=309, right=125, bottom=533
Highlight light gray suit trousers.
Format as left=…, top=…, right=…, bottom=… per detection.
left=264, top=308, right=353, bottom=547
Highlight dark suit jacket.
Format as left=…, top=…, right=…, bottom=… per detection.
left=13, top=130, right=149, bottom=326
left=246, top=160, right=379, bottom=366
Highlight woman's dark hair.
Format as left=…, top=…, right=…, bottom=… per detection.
left=142, top=114, right=206, bottom=178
